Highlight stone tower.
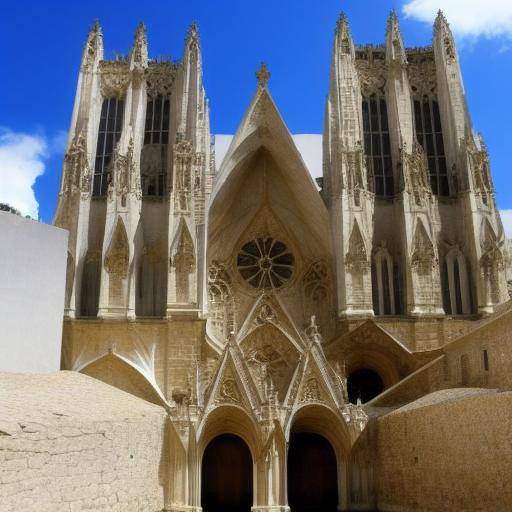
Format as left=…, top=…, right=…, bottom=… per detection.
left=53, top=13, right=511, bottom=512
left=54, top=22, right=213, bottom=321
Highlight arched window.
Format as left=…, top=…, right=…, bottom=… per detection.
left=93, top=97, right=124, bottom=196
left=141, top=95, right=170, bottom=197
left=362, top=95, right=393, bottom=196
left=445, top=248, right=471, bottom=315
left=413, top=96, right=448, bottom=196
left=372, top=245, right=396, bottom=315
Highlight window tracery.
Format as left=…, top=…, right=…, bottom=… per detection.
left=93, top=97, right=125, bottom=197
left=413, top=96, right=448, bottom=196
left=237, top=237, right=294, bottom=289
left=141, top=95, right=169, bottom=197
left=362, top=95, right=393, bottom=196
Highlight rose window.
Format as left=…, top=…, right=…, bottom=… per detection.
left=237, top=237, right=294, bottom=289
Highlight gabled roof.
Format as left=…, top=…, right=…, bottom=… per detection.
left=209, top=82, right=330, bottom=249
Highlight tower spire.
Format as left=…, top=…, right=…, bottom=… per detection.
left=81, top=20, right=103, bottom=71
left=130, top=21, right=148, bottom=68
left=334, top=11, right=354, bottom=58
left=386, top=9, right=407, bottom=65
left=256, top=62, right=270, bottom=89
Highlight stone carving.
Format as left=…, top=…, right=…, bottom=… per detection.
left=402, top=142, right=431, bottom=206
left=145, top=62, right=177, bottom=98
left=99, top=61, right=130, bottom=98
left=346, top=221, right=369, bottom=272
left=356, top=59, right=387, bottom=97
left=256, top=62, right=270, bottom=88
left=411, top=221, right=436, bottom=275
left=108, top=136, right=139, bottom=205
left=61, top=133, right=90, bottom=197
left=208, top=261, right=235, bottom=341
left=104, top=222, right=129, bottom=278
left=218, top=378, right=241, bottom=404
left=303, top=261, right=328, bottom=301
left=173, top=140, right=193, bottom=211
left=81, top=22, right=102, bottom=72
left=408, top=53, right=437, bottom=96
left=304, top=316, right=323, bottom=346
left=300, top=377, right=321, bottom=403
left=242, top=324, right=297, bottom=402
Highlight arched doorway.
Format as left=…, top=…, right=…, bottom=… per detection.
left=347, top=368, right=384, bottom=404
left=288, top=432, right=338, bottom=512
left=201, top=434, right=253, bottom=512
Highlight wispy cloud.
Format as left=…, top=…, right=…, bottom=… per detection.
left=500, top=210, right=512, bottom=238
left=403, top=0, right=512, bottom=40
left=0, top=128, right=66, bottom=219
left=0, top=129, right=48, bottom=218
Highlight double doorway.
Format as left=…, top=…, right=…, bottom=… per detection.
left=201, top=432, right=339, bottom=512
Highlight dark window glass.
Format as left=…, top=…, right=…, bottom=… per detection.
left=454, top=258, right=463, bottom=315
left=93, top=97, right=124, bottom=197
left=483, top=350, right=489, bottom=371
left=142, top=95, right=170, bottom=197
left=362, top=96, right=394, bottom=197
left=414, top=98, right=449, bottom=196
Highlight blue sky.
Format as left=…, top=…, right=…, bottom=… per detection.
left=1, top=0, right=511, bottom=231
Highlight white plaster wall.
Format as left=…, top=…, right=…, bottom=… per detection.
left=0, top=212, right=68, bottom=372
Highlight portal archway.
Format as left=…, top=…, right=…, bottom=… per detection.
left=347, top=367, right=384, bottom=404
left=287, top=432, right=338, bottom=512
left=201, top=433, right=253, bottom=512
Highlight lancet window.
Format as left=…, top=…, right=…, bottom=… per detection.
left=413, top=96, right=448, bottom=196
left=444, top=249, right=471, bottom=315
left=371, top=247, right=396, bottom=315
left=93, top=97, right=124, bottom=196
left=362, top=95, right=393, bottom=196
left=141, top=95, right=170, bottom=197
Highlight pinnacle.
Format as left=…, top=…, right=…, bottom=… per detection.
left=335, top=11, right=349, bottom=35
left=256, top=62, right=270, bottom=88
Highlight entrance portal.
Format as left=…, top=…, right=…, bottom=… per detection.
left=201, top=434, right=252, bottom=512
left=287, top=432, right=338, bottom=512
left=347, top=367, right=384, bottom=403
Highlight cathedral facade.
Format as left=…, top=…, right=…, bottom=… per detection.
left=54, top=11, right=511, bottom=512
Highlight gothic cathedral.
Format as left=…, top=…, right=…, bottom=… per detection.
left=54, top=11, right=510, bottom=512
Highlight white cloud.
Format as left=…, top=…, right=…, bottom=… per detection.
left=500, top=210, right=512, bottom=238
left=214, top=133, right=323, bottom=179
left=403, top=0, right=512, bottom=39
left=0, top=129, right=48, bottom=218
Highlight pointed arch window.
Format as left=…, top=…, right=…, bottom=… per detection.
left=141, top=95, right=170, bottom=197
left=362, top=95, right=393, bottom=197
left=93, top=97, right=124, bottom=197
left=444, top=249, right=471, bottom=315
left=414, top=96, right=448, bottom=196
left=371, top=246, right=396, bottom=315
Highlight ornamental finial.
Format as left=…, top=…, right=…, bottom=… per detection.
left=256, top=62, right=270, bottom=88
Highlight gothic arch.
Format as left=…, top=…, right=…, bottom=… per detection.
left=445, top=247, right=471, bottom=315
left=78, top=352, right=166, bottom=406
left=104, top=217, right=130, bottom=308
left=372, top=243, right=396, bottom=315
left=197, top=404, right=261, bottom=461
left=169, top=218, right=196, bottom=304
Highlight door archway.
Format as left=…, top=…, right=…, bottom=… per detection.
left=347, top=367, right=384, bottom=403
left=287, top=432, right=338, bottom=512
left=201, top=433, right=253, bottom=512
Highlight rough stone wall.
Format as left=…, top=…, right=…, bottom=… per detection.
left=444, top=306, right=512, bottom=389
left=351, top=389, right=512, bottom=511
left=0, top=372, right=168, bottom=512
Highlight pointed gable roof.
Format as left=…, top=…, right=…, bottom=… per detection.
left=209, top=76, right=330, bottom=248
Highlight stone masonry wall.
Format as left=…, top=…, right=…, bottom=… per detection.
left=350, top=389, right=512, bottom=511
left=0, top=372, right=168, bottom=512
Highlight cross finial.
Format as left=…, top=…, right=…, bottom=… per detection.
left=256, top=62, right=270, bottom=88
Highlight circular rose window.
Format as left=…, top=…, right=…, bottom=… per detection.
left=237, top=237, right=294, bottom=289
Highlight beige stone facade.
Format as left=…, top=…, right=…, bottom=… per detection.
left=6, top=9, right=508, bottom=512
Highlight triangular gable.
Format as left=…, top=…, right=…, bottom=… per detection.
left=209, top=84, right=330, bottom=250
left=236, top=291, right=305, bottom=352
left=201, top=342, right=260, bottom=419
